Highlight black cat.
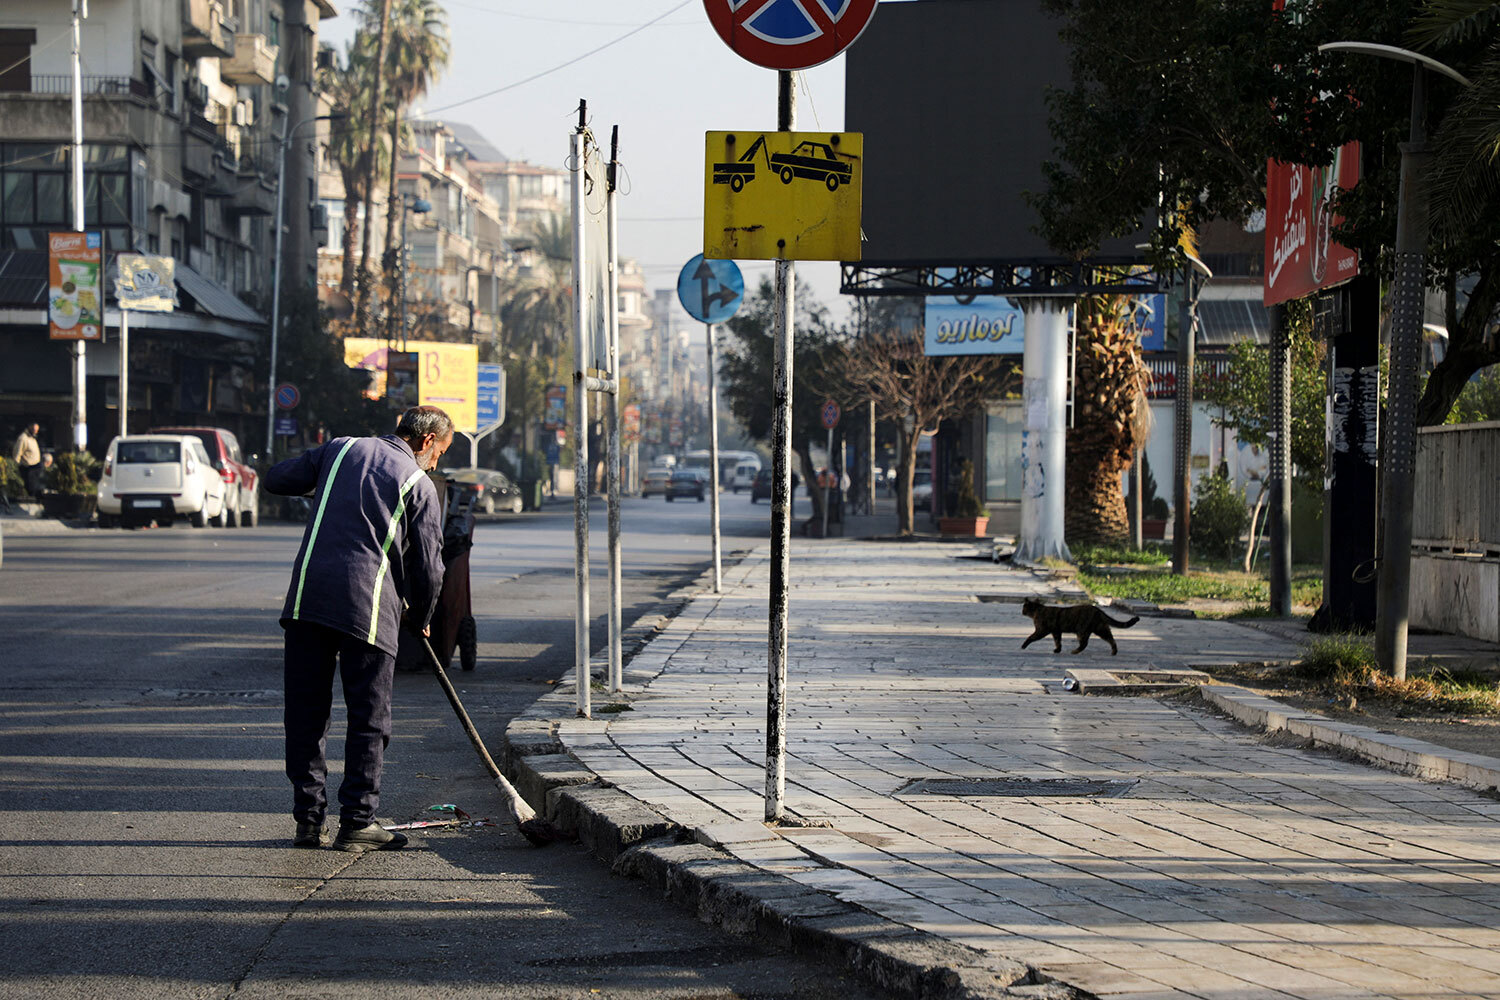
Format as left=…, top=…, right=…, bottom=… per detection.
left=1020, top=598, right=1139, bottom=655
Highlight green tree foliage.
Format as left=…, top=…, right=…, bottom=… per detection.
left=717, top=279, right=845, bottom=520
left=1200, top=307, right=1327, bottom=491
left=1444, top=364, right=1500, bottom=423
left=1191, top=467, right=1248, bottom=561
left=1034, top=0, right=1500, bottom=424
left=260, top=287, right=389, bottom=456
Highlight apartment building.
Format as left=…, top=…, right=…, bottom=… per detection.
left=0, top=0, right=335, bottom=455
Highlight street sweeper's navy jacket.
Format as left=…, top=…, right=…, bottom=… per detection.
left=267, top=435, right=444, bottom=655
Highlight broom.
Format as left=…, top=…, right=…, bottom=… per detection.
left=421, top=636, right=566, bottom=847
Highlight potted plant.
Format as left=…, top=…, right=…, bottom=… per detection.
left=41, top=450, right=98, bottom=522
left=939, top=459, right=990, bottom=536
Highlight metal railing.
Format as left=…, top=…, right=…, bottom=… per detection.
left=1414, top=421, right=1500, bottom=554
left=27, top=75, right=151, bottom=98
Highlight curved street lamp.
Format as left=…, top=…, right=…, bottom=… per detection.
left=1316, top=41, right=1467, bottom=680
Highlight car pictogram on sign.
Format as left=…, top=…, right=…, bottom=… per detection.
left=712, top=135, right=854, bottom=193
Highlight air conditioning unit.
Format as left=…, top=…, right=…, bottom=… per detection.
left=190, top=81, right=210, bottom=108
left=233, top=100, right=253, bottom=126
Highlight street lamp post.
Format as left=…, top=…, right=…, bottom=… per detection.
left=1171, top=255, right=1212, bottom=576
left=266, top=110, right=339, bottom=458
left=397, top=195, right=431, bottom=351
left=1317, top=43, right=1469, bottom=680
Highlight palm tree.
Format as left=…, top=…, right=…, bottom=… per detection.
left=317, top=43, right=386, bottom=297
left=1063, top=295, right=1153, bottom=546
left=1406, top=1, right=1500, bottom=423
left=380, top=0, right=450, bottom=341
left=354, top=0, right=394, bottom=337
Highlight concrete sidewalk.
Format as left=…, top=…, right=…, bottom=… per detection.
left=509, top=539, right=1500, bottom=1000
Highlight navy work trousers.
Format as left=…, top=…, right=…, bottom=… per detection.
left=283, top=620, right=395, bottom=825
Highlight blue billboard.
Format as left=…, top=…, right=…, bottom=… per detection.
left=923, top=299, right=1024, bottom=356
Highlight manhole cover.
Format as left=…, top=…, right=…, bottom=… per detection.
left=898, top=777, right=1137, bottom=798
left=142, top=688, right=281, bottom=701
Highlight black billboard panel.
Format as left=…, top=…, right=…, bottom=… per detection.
left=846, top=0, right=1140, bottom=264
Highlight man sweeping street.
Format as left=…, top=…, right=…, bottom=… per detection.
left=266, top=405, right=452, bottom=852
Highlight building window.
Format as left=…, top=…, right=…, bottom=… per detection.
left=321, top=198, right=345, bottom=253
left=0, top=29, right=36, bottom=93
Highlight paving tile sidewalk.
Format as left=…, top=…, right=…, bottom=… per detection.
left=544, top=540, right=1500, bottom=1000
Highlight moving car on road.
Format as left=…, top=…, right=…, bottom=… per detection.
left=641, top=466, right=672, bottom=497
left=665, top=467, right=707, bottom=502
left=445, top=467, right=524, bottom=514
left=97, top=434, right=229, bottom=528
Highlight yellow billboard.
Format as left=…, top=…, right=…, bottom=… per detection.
left=704, top=131, right=862, bottom=262
left=344, top=338, right=479, bottom=433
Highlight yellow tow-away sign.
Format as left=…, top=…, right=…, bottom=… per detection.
left=704, top=131, right=862, bottom=262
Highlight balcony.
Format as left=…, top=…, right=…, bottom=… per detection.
left=183, top=0, right=235, bottom=59
left=221, top=34, right=277, bottom=86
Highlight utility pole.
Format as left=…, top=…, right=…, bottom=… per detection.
left=1268, top=303, right=1292, bottom=614
left=70, top=0, right=88, bottom=452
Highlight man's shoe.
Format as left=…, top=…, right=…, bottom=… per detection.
left=293, top=820, right=326, bottom=848
left=332, top=821, right=408, bottom=853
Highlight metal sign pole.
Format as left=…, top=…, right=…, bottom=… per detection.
left=822, top=426, right=832, bottom=538
left=766, top=69, right=796, bottom=823
left=570, top=106, right=591, bottom=718
left=707, top=321, right=722, bottom=593
left=607, top=126, right=624, bottom=691
left=118, top=309, right=129, bottom=438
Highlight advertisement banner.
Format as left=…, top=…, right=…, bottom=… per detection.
left=343, top=338, right=479, bottom=432
left=48, top=231, right=103, bottom=340
left=386, top=351, right=419, bottom=411
left=1264, top=142, right=1360, bottom=306
left=544, top=385, right=567, bottom=430
left=923, top=298, right=1024, bottom=356
left=115, top=254, right=177, bottom=312
left=623, top=403, right=641, bottom=443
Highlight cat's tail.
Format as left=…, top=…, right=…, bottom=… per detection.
left=1102, top=612, right=1140, bottom=628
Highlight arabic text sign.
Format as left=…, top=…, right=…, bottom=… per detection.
left=924, top=299, right=1024, bottom=356
left=48, top=231, right=103, bottom=341
left=1264, top=142, right=1360, bottom=306
left=115, top=254, right=178, bottom=312
left=704, top=131, right=862, bottom=261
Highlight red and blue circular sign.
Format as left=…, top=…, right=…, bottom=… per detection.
left=704, top=0, right=880, bottom=71
left=275, top=382, right=300, bottom=410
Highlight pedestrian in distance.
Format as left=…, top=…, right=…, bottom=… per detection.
left=12, top=421, right=41, bottom=497
left=266, top=405, right=453, bottom=852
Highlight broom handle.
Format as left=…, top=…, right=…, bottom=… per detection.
left=423, top=637, right=504, bottom=782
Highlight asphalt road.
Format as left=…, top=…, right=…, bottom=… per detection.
left=0, top=489, right=891, bottom=999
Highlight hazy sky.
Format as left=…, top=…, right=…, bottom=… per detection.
left=322, top=0, right=855, bottom=319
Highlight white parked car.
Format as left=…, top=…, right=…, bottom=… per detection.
left=97, top=434, right=229, bottom=528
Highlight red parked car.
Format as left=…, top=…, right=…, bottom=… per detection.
left=150, top=426, right=260, bottom=526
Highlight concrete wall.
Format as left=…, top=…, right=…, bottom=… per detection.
left=1411, top=553, right=1500, bottom=644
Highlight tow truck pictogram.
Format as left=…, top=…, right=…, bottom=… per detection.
left=713, top=136, right=854, bottom=193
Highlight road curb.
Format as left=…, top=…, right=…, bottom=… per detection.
left=1194, top=682, right=1500, bottom=794
left=497, top=559, right=1088, bottom=1000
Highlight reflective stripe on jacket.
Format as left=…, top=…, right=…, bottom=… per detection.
left=267, top=435, right=444, bottom=655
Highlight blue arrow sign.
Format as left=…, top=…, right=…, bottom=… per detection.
left=677, top=254, right=744, bottom=325
left=476, top=363, right=504, bottom=428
